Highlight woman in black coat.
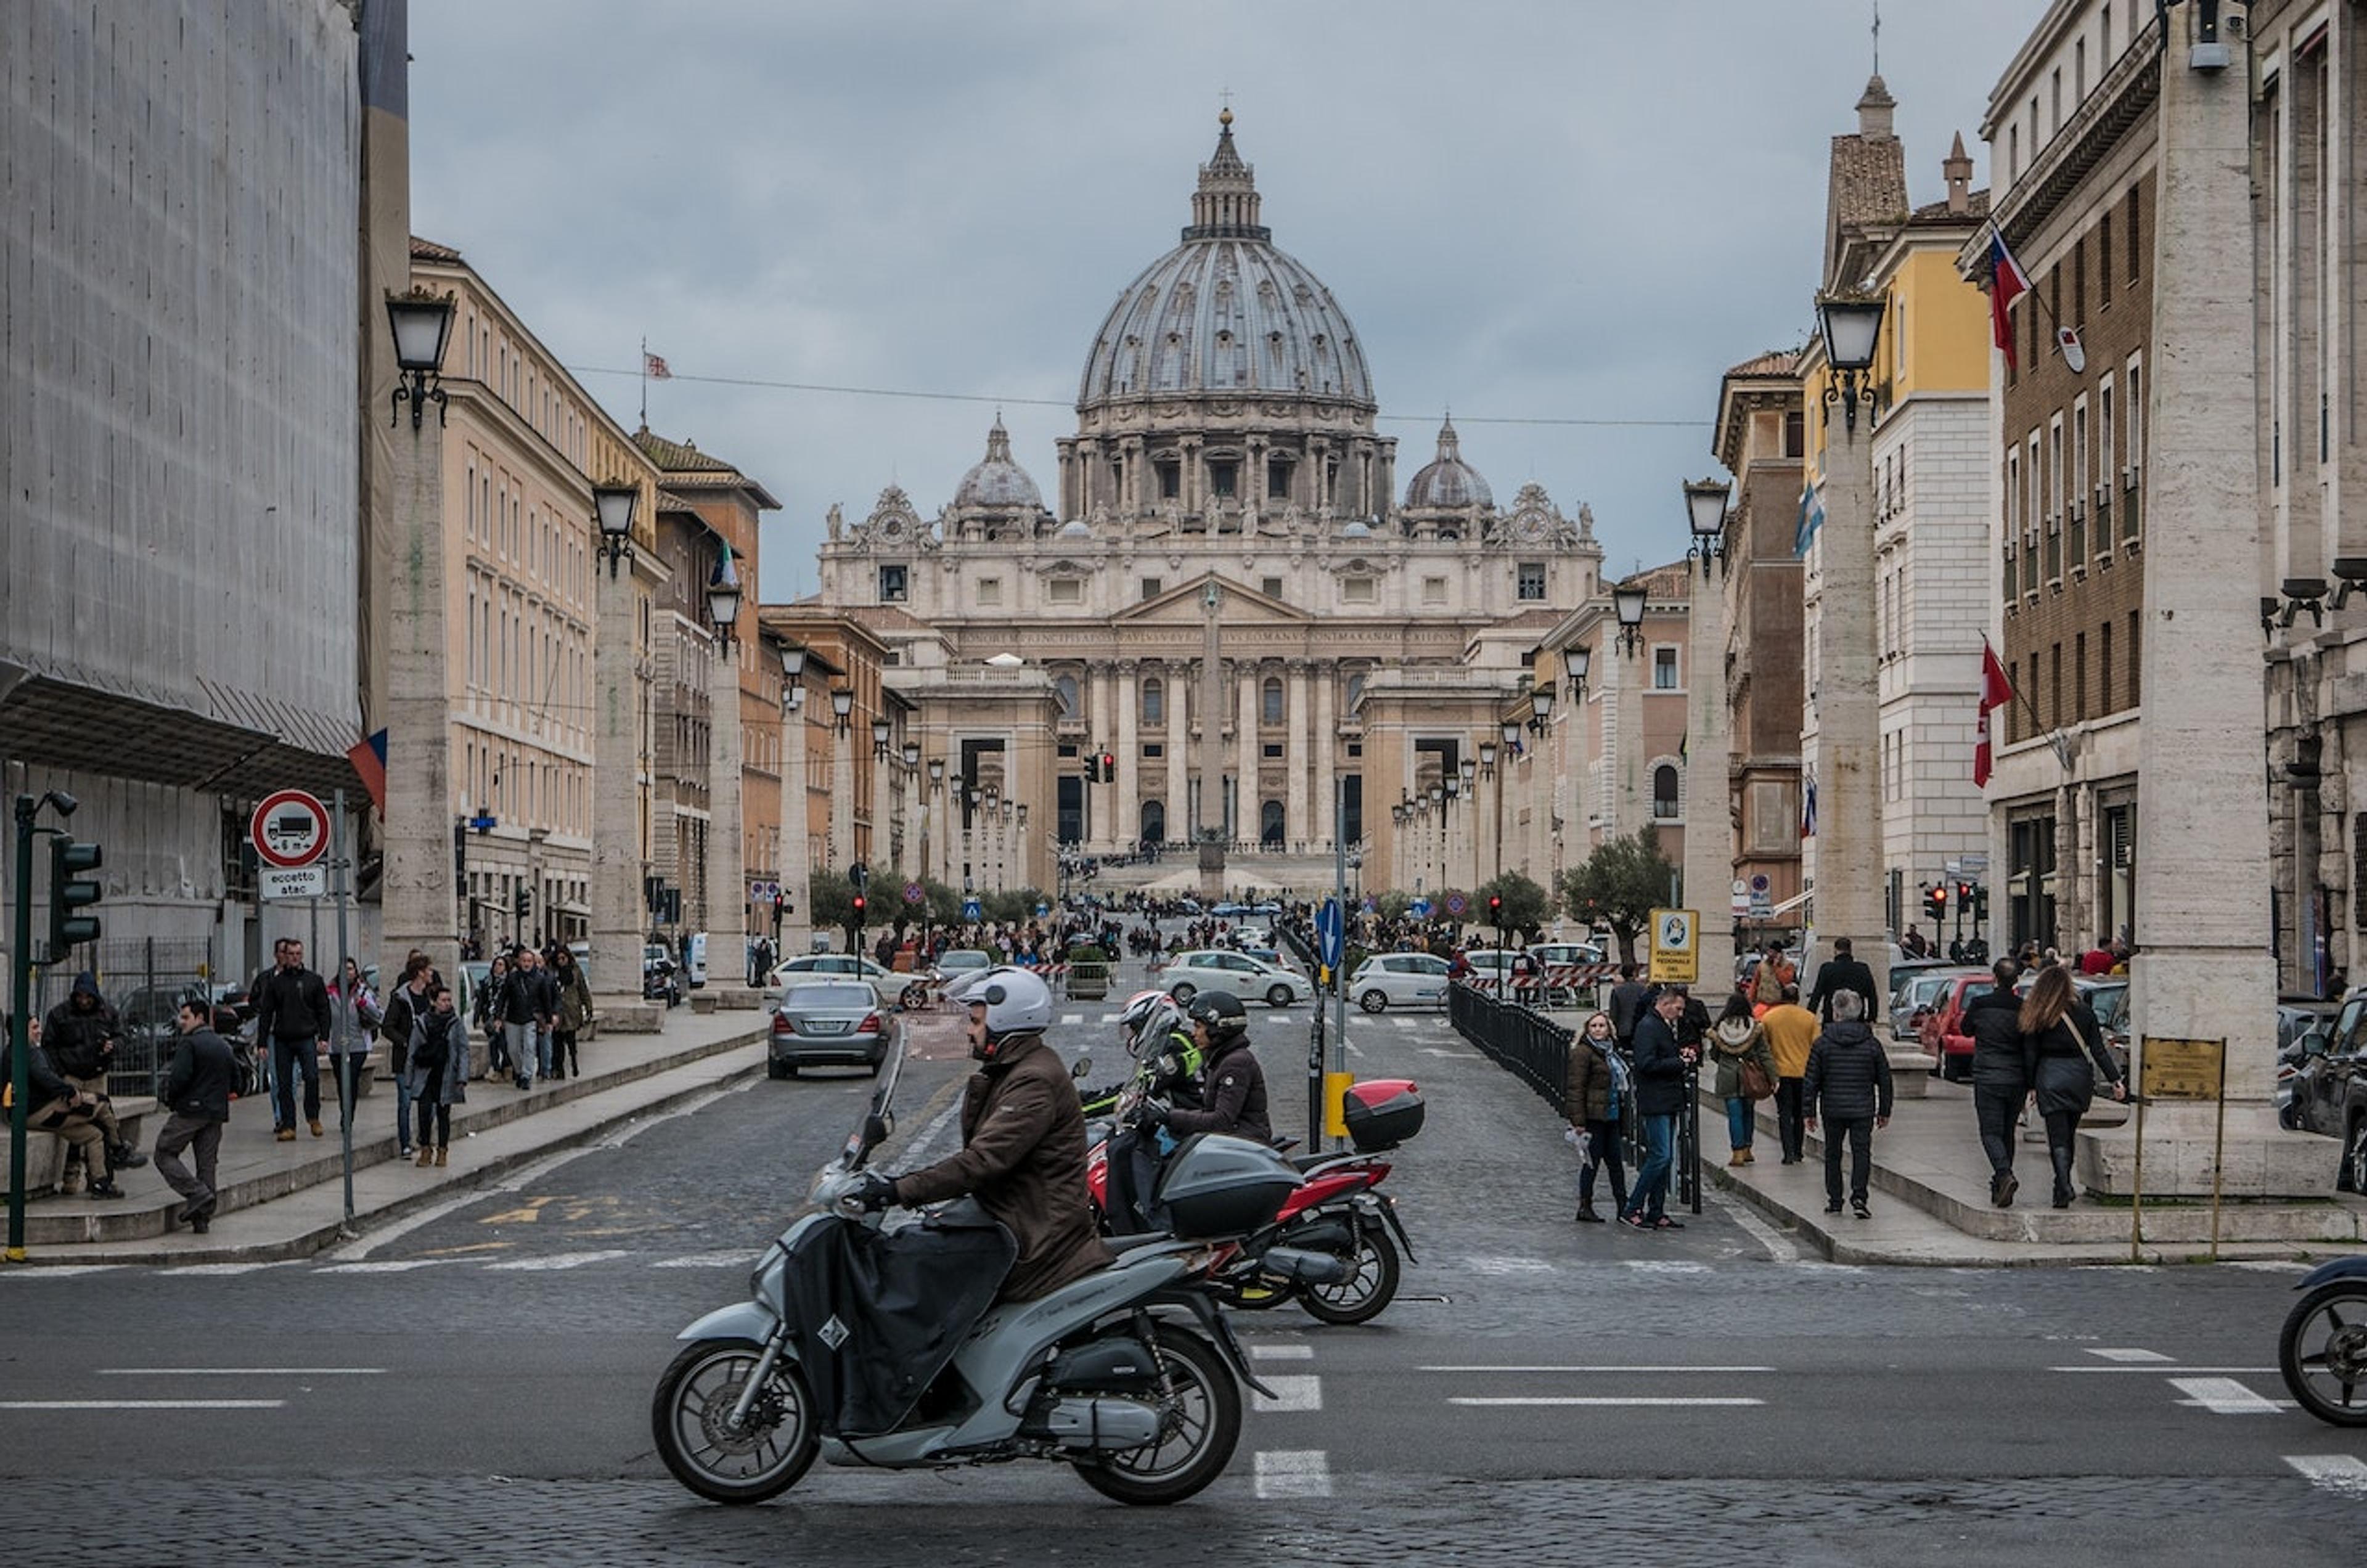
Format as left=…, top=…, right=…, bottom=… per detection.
left=2019, top=966, right=2128, bottom=1209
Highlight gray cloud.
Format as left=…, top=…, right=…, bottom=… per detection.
left=408, top=0, right=2047, bottom=598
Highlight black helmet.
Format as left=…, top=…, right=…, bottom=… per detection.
left=1185, top=989, right=1247, bottom=1041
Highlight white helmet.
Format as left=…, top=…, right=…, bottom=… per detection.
left=1117, top=988, right=1184, bottom=1056
left=966, top=965, right=1055, bottom=1042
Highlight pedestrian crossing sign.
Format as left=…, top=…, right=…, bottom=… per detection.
left=1648, top=907, right=1699, bottom=986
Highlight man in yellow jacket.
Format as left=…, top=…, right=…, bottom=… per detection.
left=1757, top=984, right=1820, bottom=1166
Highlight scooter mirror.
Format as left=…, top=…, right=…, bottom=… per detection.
left=1070, top=1055, right=1092, bottom=1080
left=862, top=1111, right=891, bottom=1151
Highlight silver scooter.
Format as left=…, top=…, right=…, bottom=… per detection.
left=652, top=1046, right=1285, bottom=1506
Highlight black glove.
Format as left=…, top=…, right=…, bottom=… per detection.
left=851, top=1171, right=897, bottom=1212
left=1132, top=1098, right=1169, bottom=1130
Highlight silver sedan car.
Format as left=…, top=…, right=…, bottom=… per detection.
left=768, top=981, right=896, bottom=1079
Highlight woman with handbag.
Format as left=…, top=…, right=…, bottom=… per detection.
left=1707, top=990, right=1778, bottom=1166
left=2019, top=966, right=2128, bottom=1209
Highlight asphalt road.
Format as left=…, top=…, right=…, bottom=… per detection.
left=5, top=944, right=2365, bottom=1564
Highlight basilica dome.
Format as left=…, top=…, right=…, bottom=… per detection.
left=1404, top=418, right=1491, bottom=510
left=1077, top=113, right=1376, bottom=412
left=952, top=417, right=1043, bottom=510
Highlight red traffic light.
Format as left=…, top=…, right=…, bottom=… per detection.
left=1101, top=752, right=1116, bottom=777
left=1487, top=894, right=1504, bottom=914
left=851, top=894, right=866, bottom=918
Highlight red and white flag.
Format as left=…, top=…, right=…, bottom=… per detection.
left=643, top=349, right=672, bottom=380
left=1974, top=637, right=2014, bottom=788
left=1987, top=228, right=2031, bottom=369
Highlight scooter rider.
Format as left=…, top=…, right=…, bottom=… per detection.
left=1104, top=990, right=1202, bottom=1235
left=851, top=966, right=1114, bottom=1301
left=1141, top=990, right=1272, bottom=1147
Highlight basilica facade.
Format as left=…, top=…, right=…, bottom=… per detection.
left=810, top=115, right=1608, bottom=897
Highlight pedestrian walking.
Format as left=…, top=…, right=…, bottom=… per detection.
left=475, top=953, right=510, bottom=1077
left=548, top=947, right=594, bottom=1081
left=2019, top=966, right=2128, bottom=1208
left=252, top=937, right=332, bottom=1141
left=1563, top=1011, right=1629, bottom=1223
left=325, top=956, right=379, bottom=1133
left=493, top=950, right=547, bottom=1090
left=153, top=998, right=235, bottom=1232
left=1706, top=991, right=1776, bottom=1166
left=405, top=983, right=467, bottom=1167
left=380, top=953, right=433, bottom=1158
left=1758, top=984, right=1820, bottom=1165
left=1961, top=958, right=2029, bottom=1207
left=1620, top=988, right=1695, bottom=1231
left=1608, top=963, right=1650, bottom=1046
left=1802, top=990, right=1893, bottom=1219
left=1804, top=936, right=1878, bottom=1024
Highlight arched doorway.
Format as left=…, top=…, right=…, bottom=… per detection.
left=1261, top=799, right=1285, bottom=849
left=1140, top=799, right=1166, bottom=850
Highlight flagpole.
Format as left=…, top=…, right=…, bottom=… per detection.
left=639, top=335, right=648, bottom=429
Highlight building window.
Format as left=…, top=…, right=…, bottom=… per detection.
left=1343, top=578, right=1375, bottom=604
left=2099, top=618, right=2114, bottom=713
left=1157, top=460, right=1180, bottom=499
left=1142, top=679, right=1164, bottom=725
left=1517, top=563, right=1546, bottom=601
left=978, top=576, right=1002, bottom=606
left=2099, top=213, right=2113, bottom=308
left=1422, top=576, right=1447, bottom=605
left=1261, top=576, right=1284, bottom=599
left=1345, top=671, right=1365, bottom=709
left=1262, top=677, right=1284, bottom=724
left=1267, top=459, right=1291, bottom=500
left=1208, top=459, right=1237, bottom=498
left=1653, top=765, right=1680, bottom=820
left=878, top=563, right=907, bottom=602
left=1262, top=743, right=1283, bottom=759
left=1141, top=577, right=1161, bottom=601
left=1049, top=578, right=1082, bottom=604
left=2127, top=182, right=2142, bottom=284
left=1346, top=741, right=1362, bottom=758
left=1653, top=647, right=1679, bottom=690
left=1053, top=674, right=1079, bottom=718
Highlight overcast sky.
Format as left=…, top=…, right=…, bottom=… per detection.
left=408, top=0, right=2049, bottom=603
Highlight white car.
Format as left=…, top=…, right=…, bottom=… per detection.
left=1349, top=952, right=1453, bottom=1013
left=767, top=952, right=908, bottom=1010
left=1162, top=949, right=1310, bottom=1008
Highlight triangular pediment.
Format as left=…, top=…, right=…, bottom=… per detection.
left=1113, top=571, right=1317, bottom=628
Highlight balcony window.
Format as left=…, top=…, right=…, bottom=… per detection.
left=1653, top=764, right=1680, bottom=819
left=1518, top=563, right=1546, bottom=601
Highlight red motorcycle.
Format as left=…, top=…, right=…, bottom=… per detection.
left=1089, top=1079, right=1423, bottom=1326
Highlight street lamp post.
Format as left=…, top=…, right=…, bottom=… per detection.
left=777, top=644, right=813, bottom=955
left=587, top=480, right=653, bottom=1020
left=1682, top=476, right=1736, bottom=992
left=828, top=687, right=855, bottom=874
left=927, top=757, right=947, bottom=886
left=380, top=287, right=462, bottom=1005
left=1611, top=584, right=1650, bottom=836
left=1810, top=290, right=1890, bottom=1014
left=704, top=545, right=748, bottom=992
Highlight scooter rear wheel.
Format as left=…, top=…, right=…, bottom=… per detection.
left=2279, top=1283, right=2367, bottom=1427
left=1298, top=1222, right=1401, bottom=1326
left=1073, top=1326, right=1241, bottom=1505
left=652, top=1337, right=820, bottom=1503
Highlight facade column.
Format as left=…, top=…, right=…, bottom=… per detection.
left=1166, top=662, right=1189, bottom=849
left=779, top=695, right=812, bottom=957
left=590, top=536, right=651, bottom=1021
left=1115, top=660, right=1140, bottom=853
left=1284, top=660, right=1310, bottom=850
left=2097, top=9, right=2292, bottom=1192
left=382, top=402, right=460, bottom=1000
left=706, top=638, right=748, bottom=990
left=830, top=712, right=856, bottom=880
left=1613, top=643, right=1645, bottom=841
left=1809, top=395, right=1889, bottom=1023
left=1235, top=665, right=1259, bottom=847
left=1312, top=663, right=1335, bottom=850
left=1091, top=665, right=1115, bottom=852
left=1684, top=562, right=1735, bottom=995
left=869, top=724, right=891, bottom=883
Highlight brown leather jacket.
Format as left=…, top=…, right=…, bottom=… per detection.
left=891, top=1031, right=1114, bottom=1301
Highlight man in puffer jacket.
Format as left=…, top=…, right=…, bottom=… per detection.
left=1960, top=959, right=2029, bottom=1208
left=1802, top=990, right=1894, bottom=1220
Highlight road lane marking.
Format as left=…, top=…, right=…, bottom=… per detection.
left=0, top=1265, right=121, bottom=1278
left=1624, top=1260, right=1711, bottom=1275
left=1391, top=1019, right=1414, bottom=1031
left=2050, top=1366, right=2275, bottom=1374
left=1462, top=1256, right=1555, bottom=1275
left=484, top=1250, right=632, bottom=1272
left=1060, top=1013, right=1083, bottom=1026
left=1097, top=1013, right=1120, bottom=1024
left=162, top=1263, right=290, bottom=1277
left=315, top=1260, right=448, bottom=1274
left=652, top=1251, right=759, bottom=1269
left=1711, top=1192, right=1803, bottom=1262
left=1254, top=1450, right=1332, bottom=1498
left=1249, top=1344, right=1314, bottom=1361
left=2087, top=1347, right=2176, bottom=1362
left=0, top=1400, right=285, bottom=1410
left=1420, top=1366, right=1775, bottom=1374
left=2286, top=1455, right=2367, bottom=1498
left=1253, top=1375, right=1322, bottom=1413
left=99, top=1368, right=383, bottom=1376
left=1449, top=1397, right=1765, bottom=1408
left=2169, top=1377, right=2284, bottom=1414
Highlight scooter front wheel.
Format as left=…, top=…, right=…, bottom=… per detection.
left=2279, top=1284, right=2367, bottom=1427
left=1073, top=1326, right=1241, bottom=1505
left=652, top=1337, right=820, bottom=1503
left=1298, top=1221, right=1401, bottom=1326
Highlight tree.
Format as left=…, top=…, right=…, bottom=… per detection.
left=922, top=877, right=964, bottom=928
left=807, top=868, right=856, bottom=934
left=1475, top=870, right=1551, bottom=939
left=1374, top=889, right=1413, bottom=923
left=1557, top=825, right=1677, bottom=964
left=983, top=886, right=1046, bottom=925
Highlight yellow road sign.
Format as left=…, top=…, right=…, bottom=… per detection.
left=2138, top=1036, right=2225, bottom=1101
left=1648, top=907, right=1699, bottom=986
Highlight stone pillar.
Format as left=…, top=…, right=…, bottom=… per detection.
left=869, top=724, right=891, bottom=881
left=2087, top=14, right=2304, bottom=1196
left=706, top=637, right=748, bottom=994
left=1236, top=666, right=1259, bottom=846
left=1613, top=645, right=1645, bottom=841
left=1091, top=665, right=1115, bottom=852
left=591, top=545, right=657, bottom=1028
left=779, top=696, right=812, bottom=957
left=1312, top=664, right=1335, bottom=851
left=1285, top=660, right=1310, bottom=849
left=1115, top=661, right=1140, bottom=852
left=1809, top=395, right=1890, bottom=1016
left=1684, top=561, right=1735, bottom=994
left=1198, top=591, right=1228, bottom=900
left=381, top=405, right=460, bottom=1000
left=1166, top=662, right=1189, bottom=849
left=830, top=713, right=856, bottom=878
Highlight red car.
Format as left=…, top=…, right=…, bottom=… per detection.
left=1918, top=973, right=2004, bottom=1082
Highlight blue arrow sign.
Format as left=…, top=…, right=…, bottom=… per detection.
left=962, top=897, right=983, bottom=922
left=1408, top=897, right=1433, bottom=920
left=1316, top=897, right=1344, bottom=969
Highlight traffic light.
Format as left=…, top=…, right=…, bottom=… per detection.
left=1084, top=753, right=1100, bottom=783
left=1972, top=884, right=1990, bottom=923
left=47, top=835, right=103, bottom=952
left=851, top=892, right=867, bottom=926
left=1955, top=880, right=1974, bottom=907
left=1487, top=893, right=1504, bottom=921
left=1100, top=751, right=1116, bottom=782
left=1924, top=884, right=1947, bottom=922
left=515, top=886, right=532, bottom=921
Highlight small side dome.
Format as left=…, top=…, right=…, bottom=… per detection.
left=1057, top=518, right=1093, bottom=539
left=1341, top=519, right=1373, bottom=539
left=952, top=417, right=1044, bottom=510
left=1404, top=417, right=1492, bottom=510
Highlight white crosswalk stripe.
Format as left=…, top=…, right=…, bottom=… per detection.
left=2169, top=1376, right=2284, bottom=1414
left=2286, top=1454, right=2367, bottom=1498
left=1060, top=1013, right=1083, bottom=1026
left=1253, top=1374, right=1323, bottom=1413
left=484, top=1250, right=633, bottom=1272
left=1253, top=1449, right=1333, bottom=1498
left=650, top=1251, right=760, bottom=1269
left=162, top=1262, right=289, bottom=1277
left=315, top=1259, right=447, bottom=1275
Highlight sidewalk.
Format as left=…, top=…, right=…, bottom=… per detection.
left=1708, top=1075, right=2367, bottom=1265
left=4, top=1004, right=772, bottom=1266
